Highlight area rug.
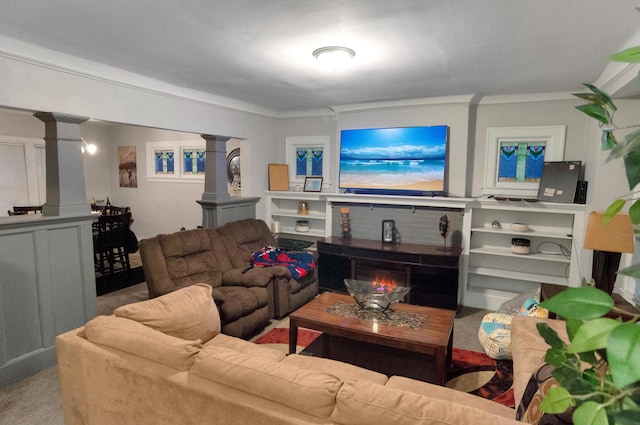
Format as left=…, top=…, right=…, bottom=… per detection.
left=254, top=328, right=514, bottom=408
left=446, top=347, right=514, bottom=408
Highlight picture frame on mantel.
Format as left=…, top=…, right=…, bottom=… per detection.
left=482, top=125, right=566, bottom=199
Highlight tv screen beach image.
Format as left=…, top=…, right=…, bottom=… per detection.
left=339, top=126, right=448, bottom=192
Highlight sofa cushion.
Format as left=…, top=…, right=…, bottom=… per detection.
left=216, top=219, right=276, bottom=269
left=84, top=315, right=202, bottom=371
left=157, top=229, right=224, bottom=288
left=330, top=380, right=519, bottom=425
left=516, top=363, right=572, bottom=424
left=511, top=316, right=567, bottom=407
left=386, top=376, right=515, bottom=420
left=281, top=354, right=388, bottom=385
left=204, top=333, right=285, bottom=362
left=114, top=283, right=220, bottom=342
left=213, top=285, right=268, bottom=322
left=191, top=345, right=342, bottom=418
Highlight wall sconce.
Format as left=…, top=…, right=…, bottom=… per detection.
left=81, top=138, right=97, bottom=155
left=584, top=211, right=635, bottom=294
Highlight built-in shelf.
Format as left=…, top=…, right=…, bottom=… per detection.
left=266, top=192, right=330, bottom=238
left=266, top=193, right=588, bottom=311
left=469, top=247, right=571, bottom=263
left=462, top=199, right=586, bottom=310
left=467, top=266, right=569, bottom=286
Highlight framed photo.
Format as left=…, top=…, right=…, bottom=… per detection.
left=118, top=146, right=137, bottom=188
left=146, top=140, right=205, bottom=182
left=482, top=126, right=566, bottom=198
left=304, top=176, right=323, bottom=192
left=285, top=135, right=331, bottom=188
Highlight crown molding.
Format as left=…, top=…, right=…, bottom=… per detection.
left=478, top=92, right=577, bottom=105
left=0, top=35, right=281, bottom=118
left=327, top=94, right=478, bottom=114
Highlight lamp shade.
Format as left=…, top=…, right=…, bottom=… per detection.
left=584, top=212, right=634, bottom=253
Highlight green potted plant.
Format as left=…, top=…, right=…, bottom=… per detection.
left=535, top=39, right=640, bottom=425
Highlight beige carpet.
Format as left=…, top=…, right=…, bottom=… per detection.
left=0, top=282, right=489, bottom=424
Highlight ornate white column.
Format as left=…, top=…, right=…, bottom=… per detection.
left=34, top=112, right=90, bottom=216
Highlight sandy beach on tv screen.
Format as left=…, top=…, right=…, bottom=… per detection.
left=348, top=180, right=444, bottom=191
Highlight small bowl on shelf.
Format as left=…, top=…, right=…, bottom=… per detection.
left=295, top=220, right=310, bottom=233
left=511, top=223, right=529, bottom=232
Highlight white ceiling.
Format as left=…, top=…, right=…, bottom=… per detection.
left=2, top=0, right=640, bottom=112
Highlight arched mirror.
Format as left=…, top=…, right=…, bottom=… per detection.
left=226, top=148, right=240, bottom=186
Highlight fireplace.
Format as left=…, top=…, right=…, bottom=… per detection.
left=316, top=237, right=461, bottom=310
left=351, top=260, right=411, bottom=303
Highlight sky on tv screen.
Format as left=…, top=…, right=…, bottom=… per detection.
left=339, top=125, right=448, bottom=191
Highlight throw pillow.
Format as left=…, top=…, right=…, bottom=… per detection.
left=516, top=363, right=573, bottom=424
left=84, top=315, right=202, bottom=371
left=114, top=283, right=220, bottom=342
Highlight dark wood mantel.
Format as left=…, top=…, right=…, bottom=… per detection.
left=316, top=237, right=462, bottom=310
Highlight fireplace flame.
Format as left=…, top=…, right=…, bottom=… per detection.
left=373, top=275, right=398, bottom=292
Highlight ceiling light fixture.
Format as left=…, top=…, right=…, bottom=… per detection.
left=312, top=46, right=355, bottom=71
left=81, top=138, right=97, bottom=155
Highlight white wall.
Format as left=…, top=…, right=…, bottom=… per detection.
left=334, top=97, right=475, bottom=197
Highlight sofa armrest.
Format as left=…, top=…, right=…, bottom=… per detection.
left=511, top=315, right=568, bottom=408
left=223, top=266, right=290, bottom=288
left=139, top=237, right=175, bottom=298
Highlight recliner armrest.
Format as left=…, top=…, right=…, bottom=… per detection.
left=223, top=266, right=291, bottom=288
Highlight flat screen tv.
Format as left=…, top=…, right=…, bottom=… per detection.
left=339, top=125, right=449, bottom=195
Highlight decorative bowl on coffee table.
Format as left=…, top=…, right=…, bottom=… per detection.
left=344, top=278, right=411, bottom=314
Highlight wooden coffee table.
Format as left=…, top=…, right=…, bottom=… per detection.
left=289, top=292, right=455, bottom=385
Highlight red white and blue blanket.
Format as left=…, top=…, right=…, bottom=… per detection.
left=250, top=246, right=315, bottom=280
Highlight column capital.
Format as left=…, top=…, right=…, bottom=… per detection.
left=34, top=112, right=89, bottom=125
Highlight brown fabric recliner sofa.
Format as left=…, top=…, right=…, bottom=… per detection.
left=139, top=219, right=318, bottom=338
left=216, top=218, right=318, bottom=318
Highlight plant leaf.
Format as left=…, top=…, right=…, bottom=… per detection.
left=576, top=104, right=610, bottom=125
left=540, top=287, right=614, bottom=320
left=624, top=150, right=640, bottom=190
left=583, top=83, right=617, bottom=111
left=607, top=322, right=640, bottom=388
left=540, top=386, right=574, bottom=414
left=544, top=347, right=567, bottom=367
left=537, top=322, right=566, bottom=349
left=602, top=130, right=617, bottom=150
left=611, top=45, right=640, bottom=63
left=578, top=350, right=598, bottom=365
left=621, top=128, right=640, bottom=152
left=572, top=401, right=609, bottom=425
left=617, top=262, right=640, bottom=278
left=629, top=199, right=640, bottom=225
left=553, top=364, right=587, bottom=389
left=604, top=200, right=627, bottom=225
left=567, top=318, right=621, bottom=353
left=610, top=409, right=640, bottom=425
left=566, top=318, right=583, bottom=340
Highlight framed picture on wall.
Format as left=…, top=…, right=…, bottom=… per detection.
left=285, top=135, right=331, bottom=189
left=146, top=140, right=205, bottom=182
left=118, top=146, right=137, bottom=188
left=482, top=126, right=566, bottom=198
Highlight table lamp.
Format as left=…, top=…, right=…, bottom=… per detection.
left=583, top=212, right=635, bottom=294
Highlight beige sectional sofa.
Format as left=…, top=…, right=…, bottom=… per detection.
left=139, top=218, right=318, bottom=338
left=56, top=284, right=567, bottom=424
